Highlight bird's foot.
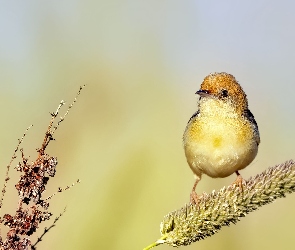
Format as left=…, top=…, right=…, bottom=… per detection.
left=190, top=175, right=201, bottom=205
left=232, top=172, right=244, bottom=191
left=190, top=190, right=199, bottom=205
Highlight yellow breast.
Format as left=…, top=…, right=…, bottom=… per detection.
left=183, top=99, right=258, bottom=178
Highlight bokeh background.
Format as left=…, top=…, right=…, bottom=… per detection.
left=0, top=1, right=294, bottom=250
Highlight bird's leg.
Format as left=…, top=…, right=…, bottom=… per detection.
left=232, top=171, right=244, bottom=191
left=190, top=175, right=201, bottom=205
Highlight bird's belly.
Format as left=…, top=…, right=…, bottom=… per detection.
left=184, top=117, right=258, bottom=178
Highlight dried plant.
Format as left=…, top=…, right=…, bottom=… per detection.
left=144, top=159, right=295, bottom=249
left=0, top=86, right=85, bottom=250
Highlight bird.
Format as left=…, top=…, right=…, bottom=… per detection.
left=183, top=72, right=260, bottom=204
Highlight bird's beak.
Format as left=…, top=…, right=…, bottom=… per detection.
left=195, top=89, right=211, bottom=97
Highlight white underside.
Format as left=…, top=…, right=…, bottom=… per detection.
left=185, top=123, right=258, bottom=178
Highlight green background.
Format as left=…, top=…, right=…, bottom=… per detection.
left=0, top=1, right=294, bottom=250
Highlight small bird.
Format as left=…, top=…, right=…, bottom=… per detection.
left=183, top=72, right=260, bottom=204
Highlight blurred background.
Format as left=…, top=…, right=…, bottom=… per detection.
left=0, top=1, right=294, bottom=249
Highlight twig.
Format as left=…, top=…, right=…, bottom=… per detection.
left=31, top=207, right=66, bottom=250
left=52, top=85, right=86, bottom=134
left=0, top=85, right=85, bottom=249
left=144, top=160, right=295, bottom=248
left=43, top=179, right=81, bottom=203
left=0, top=125, right=33, bottom=208
left=143, top=236, right=167, bottom=250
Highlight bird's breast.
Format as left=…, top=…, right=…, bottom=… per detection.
left=183, top=112, right=258, bottom=178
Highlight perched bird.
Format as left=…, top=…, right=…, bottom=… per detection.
left=183, top=72, right=260, bottom=204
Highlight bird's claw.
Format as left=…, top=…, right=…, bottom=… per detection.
left=232, top=174, right=244, bottom=191
left=190, top=190, right=199, bottom=205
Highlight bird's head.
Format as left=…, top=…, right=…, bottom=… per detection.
left=196, top=72, right=248, bottom=113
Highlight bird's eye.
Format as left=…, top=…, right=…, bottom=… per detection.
left=221, top=89, right=228, bottom=97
